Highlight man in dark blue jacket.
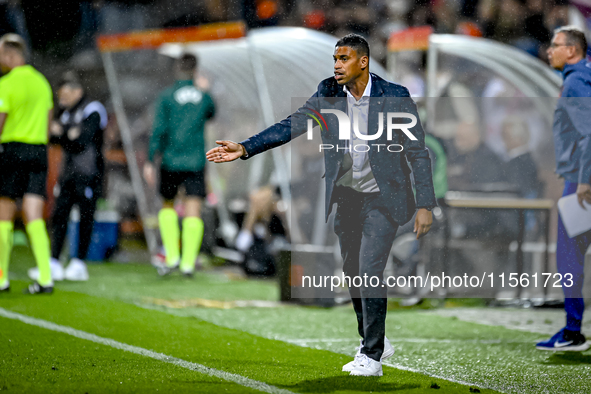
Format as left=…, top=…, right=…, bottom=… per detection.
left=29, top=74, right=107, bottom=283
left=207, top=34, right=437, bottom=375
left=537, top=26, right=591, bottom=352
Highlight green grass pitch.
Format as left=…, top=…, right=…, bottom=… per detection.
left=1, top=245, right=590, bottom=393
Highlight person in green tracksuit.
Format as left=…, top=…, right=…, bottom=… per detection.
left=143, top=54, right=215, bottom=277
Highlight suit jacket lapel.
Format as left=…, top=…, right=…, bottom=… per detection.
left=368, top=74, right=386, bottom=158
left=332, top=87, right=347, bottom=153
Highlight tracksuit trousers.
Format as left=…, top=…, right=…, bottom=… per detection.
left=557, top=181, right=591, bottom=331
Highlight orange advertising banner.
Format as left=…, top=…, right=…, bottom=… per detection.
left=388, top=26, right=433, bottom=52
left=97, top=21, right=247, bottom=53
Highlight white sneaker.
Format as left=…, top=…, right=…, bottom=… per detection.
left=64, top=258, right=89, bottom=281
left=382, top=337, right=395, bottom=360
left=349, top=354, right=383, bottom=376
left=28, top=258, right=64, bottom=282
left=342, top=337, right=394, bottom=372
left=342, top=339, right=364, bottom=372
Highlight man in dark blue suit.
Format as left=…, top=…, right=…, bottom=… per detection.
left=207, top=34, right=437, bottom=376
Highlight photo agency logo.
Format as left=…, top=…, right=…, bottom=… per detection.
left=302, top=108, right=418, bottom=152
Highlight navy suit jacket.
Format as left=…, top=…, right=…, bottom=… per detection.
left=240, top=73, right=437, bottom=225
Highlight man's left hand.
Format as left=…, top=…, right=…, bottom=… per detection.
left=414, top=208, right=433, bottom=239
left=576, top=183, right=591, bottom=209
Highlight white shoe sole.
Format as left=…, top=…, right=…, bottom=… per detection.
left=536, top=342, right=590, bottom=352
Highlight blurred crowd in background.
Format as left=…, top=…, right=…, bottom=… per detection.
left=0, top=0, right=581, bottom=65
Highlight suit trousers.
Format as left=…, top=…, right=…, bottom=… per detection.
left=333, top=186, right=399, bottom=361
left=51, top=178, right=99, bottom=261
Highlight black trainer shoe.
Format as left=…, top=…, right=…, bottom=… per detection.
left=23, top=282, right=53, bottom=295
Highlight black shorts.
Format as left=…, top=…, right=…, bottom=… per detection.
left=0, top=142, right=47, bottom=199
left=159, top=169, right=206, bottom=200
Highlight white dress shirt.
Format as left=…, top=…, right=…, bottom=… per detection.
left=336, top=76, right=380, bottom=193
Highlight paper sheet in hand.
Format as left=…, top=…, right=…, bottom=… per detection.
left=557, top=194, right=591, bottom=238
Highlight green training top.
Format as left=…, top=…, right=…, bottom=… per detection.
left=148, top=80, right=215, bottom=172
left=0, top=65, right=53, bottom=145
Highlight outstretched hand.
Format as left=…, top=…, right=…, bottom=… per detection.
left=206, top=140, right=246, bottom=163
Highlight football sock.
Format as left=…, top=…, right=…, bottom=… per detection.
left=158, top=208, right=180, bottom=267
left=180, top=217, right=204, bottom=272
left=0, top=221, right=13, bottom=287
left=26, top=219, right=52, bottom=286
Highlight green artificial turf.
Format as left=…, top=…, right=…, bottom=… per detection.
left=0, top=317, right=258, bottom=393
left=3, top=245, right=591, bottom=393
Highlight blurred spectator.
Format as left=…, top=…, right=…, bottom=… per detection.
left=499, top=116, right=542, bottom=238
left=243, top=0, right=282, bottom=28
left=6, top=0, right=575, bottom=65
left=407, top=1, right=434, bottom=27
left=500, top=116, right=542, bottom=198
left=546, top=0, right=570, bottom=32
left=235, top=186, right=288, bottom=276
left=447, top=121, right=503, bottom=191
left=524, top=0, right=551, bottom=45
left=489, top=0, right=527, bottom=45
left=313, top=0, right=375, bottom=37
left=432, top=0, right=458, bottom=34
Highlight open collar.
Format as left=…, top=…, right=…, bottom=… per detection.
left=343, top=74, right=372, bottom=101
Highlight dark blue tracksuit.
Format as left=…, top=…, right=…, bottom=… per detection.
left=553, top=60, right=591, bottom=331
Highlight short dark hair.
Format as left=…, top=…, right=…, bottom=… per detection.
left=335, top=34, right=370, bottom=59
left=554, top=25, right=588, bottom=57
left=0, top=33, right=27, bottom=58
left=177, top=53, right=198, bottom=73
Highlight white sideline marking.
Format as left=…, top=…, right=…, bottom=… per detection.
left=285, top=337, right=528, bottom=344
left=0, top=307, right=295, bottom=394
